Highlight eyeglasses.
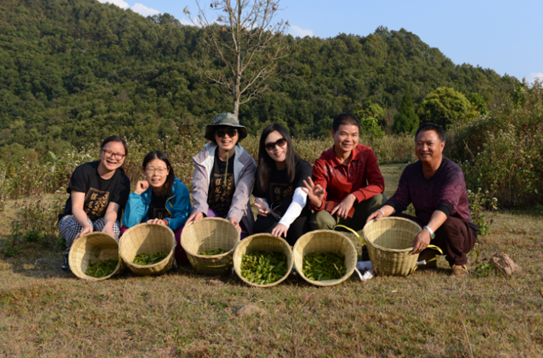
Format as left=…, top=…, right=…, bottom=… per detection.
left=265, top=138, right=287, bottom=151
left=145, top=167, right=168, bottom=174
left=101, top=149, right=126, bottom=160
left=215, top=128, right=238, bottom=138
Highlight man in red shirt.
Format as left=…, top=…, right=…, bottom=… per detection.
left=303, top=113, right=387, bottom=234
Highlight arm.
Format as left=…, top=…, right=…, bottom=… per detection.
left=308, top=159, right=328, bottom=211
left=278, top=188, right=307, bottom=229
left=187, top=160, right=210, bottom=223
left=165, top=182, right=192, bottom=231
left=411, top=210, right=448, bottom=253
left=71, top=191, right=93, bottom=237
left=121, top=191, right=149, bottom=228
left=102, top=202, right=121, bottom=238
left=366, top=166, right=411, bottom=222
left=227, top=159, right=257, bottom=224
left=351, top=149, right=385, bottom=203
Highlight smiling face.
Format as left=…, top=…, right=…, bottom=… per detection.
left=214, top=126, right=239, bottom=154
left=100, top=141, right=126, bottom=171
left=144, top=158, right=170, bottom=189
left=415, top=129, right=445, bottom=164
left=332, top=124, right=359, bottom=156
left=264, top=130, right=288, bottom=164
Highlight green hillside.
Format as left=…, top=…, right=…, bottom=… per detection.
left=0, top=0, right=519, bottom=161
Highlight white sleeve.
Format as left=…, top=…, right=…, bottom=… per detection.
left=278, top=187, right=308, bottom=229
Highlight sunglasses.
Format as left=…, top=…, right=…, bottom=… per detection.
left=215, top=128, right=238, bottom=138
left=265, top=138, right=287, bottom=151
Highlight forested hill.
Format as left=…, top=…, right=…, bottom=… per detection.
left=0, top=0, right=519, bottom=162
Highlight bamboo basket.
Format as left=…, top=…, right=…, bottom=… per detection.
left=181, top=218, right=240, bottom=275
left=233, top=233, right=293, bottom=288
left=293, top=230, right=357, bottom=286
left=362, top=217, right=422, bottom=276
left=69, top=232, right=123, bottom=281
left=119, top=224, right=176, bottom=276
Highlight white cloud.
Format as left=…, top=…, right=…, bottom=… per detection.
left=288, top=25, right=314, bottom=38
left=97, top=0, right=129, bottom=9
left=527, top=72, right=543, bottom=85
left=131, top=3, right=160, bottom=17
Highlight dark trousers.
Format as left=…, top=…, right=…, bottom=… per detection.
left=396, top=214, right=477, bottom=266
left=253, top=200, right=310, bottom=246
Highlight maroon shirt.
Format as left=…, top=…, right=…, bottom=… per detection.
left=387, top=158, right=478, bottom=234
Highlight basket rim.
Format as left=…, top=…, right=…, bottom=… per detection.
left=362, top=217, right=422, bottom=253
left=234, top=233, right=293, bottom=288
left=181, top=217, right=240, bottom=259
left=69, top=232, right=122, bottom=281
left=293, top=229, right=357, bottom=287
left=119, top=223, right=176, bottom=269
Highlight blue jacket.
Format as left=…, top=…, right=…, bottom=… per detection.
left=122, top=178, right=192, bottom=231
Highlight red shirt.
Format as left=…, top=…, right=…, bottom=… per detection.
left=311, top=144, right=385, bottom=211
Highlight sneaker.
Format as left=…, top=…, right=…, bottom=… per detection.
left=451, top=264, right=469, bottom=278
left=417, top=249, right=437, bottom=269
left=61, top=250, right=71, bottom=273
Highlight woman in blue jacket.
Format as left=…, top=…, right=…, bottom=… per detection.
left=121, top=151, right=192, bottom=264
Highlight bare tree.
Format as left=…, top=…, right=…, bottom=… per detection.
left=186, top=0, right=289, bottom=116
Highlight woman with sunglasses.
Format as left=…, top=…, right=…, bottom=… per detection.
left=121, top=151, right=192, bottom=264
left=252, top=124, right=312, bottom=245
left=187, top=113, right=256, bottom=238
left=58, top=136, right=131, bottom=272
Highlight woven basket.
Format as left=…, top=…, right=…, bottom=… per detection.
left=362, top=217, right=422, bottom=276
left=119, top=224, right=176, bottom=276
left=293, top=230, right=357, bottom=286
left=69, top=232, right=123, bottom=281
left=233, top=233, right=293, bottom=288
left=181, top=218, right=240, bottom=275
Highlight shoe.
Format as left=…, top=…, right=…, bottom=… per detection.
left=61, top=250, right=71, bottom=273
left=451, top=264, right=469, bottom=278
left=417, top=249, right=437, bottom=269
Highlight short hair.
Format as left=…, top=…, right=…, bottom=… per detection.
left=415, top=123, right=445, bottom=142
left=332, top=113, right=361, bottom=132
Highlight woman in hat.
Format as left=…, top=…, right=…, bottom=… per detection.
left=252, top=123, right=312, bottom=246
left=186, top=113, right=257, bottom=238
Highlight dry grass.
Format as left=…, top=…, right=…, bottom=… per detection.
left=1, top=164, right=542, bottom=357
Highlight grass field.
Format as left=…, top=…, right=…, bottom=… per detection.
left=1, top=164, right=542, bottom=357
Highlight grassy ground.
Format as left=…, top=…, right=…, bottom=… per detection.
left=1, top=164, right=542, bottom=357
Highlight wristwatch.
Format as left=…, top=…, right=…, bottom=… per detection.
left=424, top=225, right=435, bottom=239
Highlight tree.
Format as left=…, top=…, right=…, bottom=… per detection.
left=392, top=89, right=419, bottom=133
left=187, top=0, right=289, bottom=116
left=417, top=87, right=471, bottom=128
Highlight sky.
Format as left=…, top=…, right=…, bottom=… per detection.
left=98, top=0, right=543, bottom=84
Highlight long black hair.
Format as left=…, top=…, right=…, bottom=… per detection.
left=142, top=151, right=175, bottom=197
left=257, top=123, right=296, bottom=193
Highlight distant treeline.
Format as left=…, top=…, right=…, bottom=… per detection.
left=0, top=0, right=519, bottom=163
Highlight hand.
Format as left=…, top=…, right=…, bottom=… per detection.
left=101, top=225, right=115, bottom=238
left=134, top=180, right=149, bottom=195
left=412, top=229, right=432, bottom=254
left=75, top=224, right=93, bottom=240
left=331, top=194, right=356, bottom=220
left=187, top=211, right=204, bottom=224
left=367, top=210, right=384, bottom=223
left=254, top=198, right=271, bottom=217
left=301, top=177, right=325, bottom=208
left=147, top=218, right=167, bottom=225
left=271, top=223, right=288, bottom=238
left=228, top=217, right=241, bottom=233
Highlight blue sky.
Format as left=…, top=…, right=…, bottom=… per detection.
left=99, top=0, right=543, bottom=84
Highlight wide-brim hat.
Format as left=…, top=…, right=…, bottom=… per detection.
left=204, top=112, right=247, bottom=141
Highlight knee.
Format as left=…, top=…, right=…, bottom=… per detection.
left=310, top=211, right=334, bottom=230
left=368, top=194, right=387, bottom=208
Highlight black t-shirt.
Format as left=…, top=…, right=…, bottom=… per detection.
left=148, top=193, right=172, bottom=220
left=61, top=161, right=130, bottom=221
left=207, top=154, right=236, bottom=218
left=253, top=156, right=312, bottom=212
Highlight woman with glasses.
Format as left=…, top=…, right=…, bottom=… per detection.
left=58, top=136, right=130, bottom=272
left=186, top=113, right=256, bottom=238
left=121, top=151, right=192, bottom=264
left=252, top=124, right=312, bottom=246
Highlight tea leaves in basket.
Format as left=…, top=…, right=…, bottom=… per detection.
left=241, top=251, right=288, bottom=285
left=85, top=259, right=118, bottom=278
left=302, top=253, right=346, bottom=281
left=133, top=252, right=167, bottom=265
left=198, top=248, right=228, bottom=256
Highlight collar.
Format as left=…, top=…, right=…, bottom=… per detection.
left=330, top=144, right=361, bottom=167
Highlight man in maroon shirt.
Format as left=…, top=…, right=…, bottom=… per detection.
left=303, top=113, right=387, bottom=234
left=367, top=123, right=477, bottom=278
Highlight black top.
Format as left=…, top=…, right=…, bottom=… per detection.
left=148, top=193, right=172, bottom=220
left=61, top=161, right=130, bottom=221
left=207, top=153, right=236, bottom=218
left=253, top=156, right=312, bottom=212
